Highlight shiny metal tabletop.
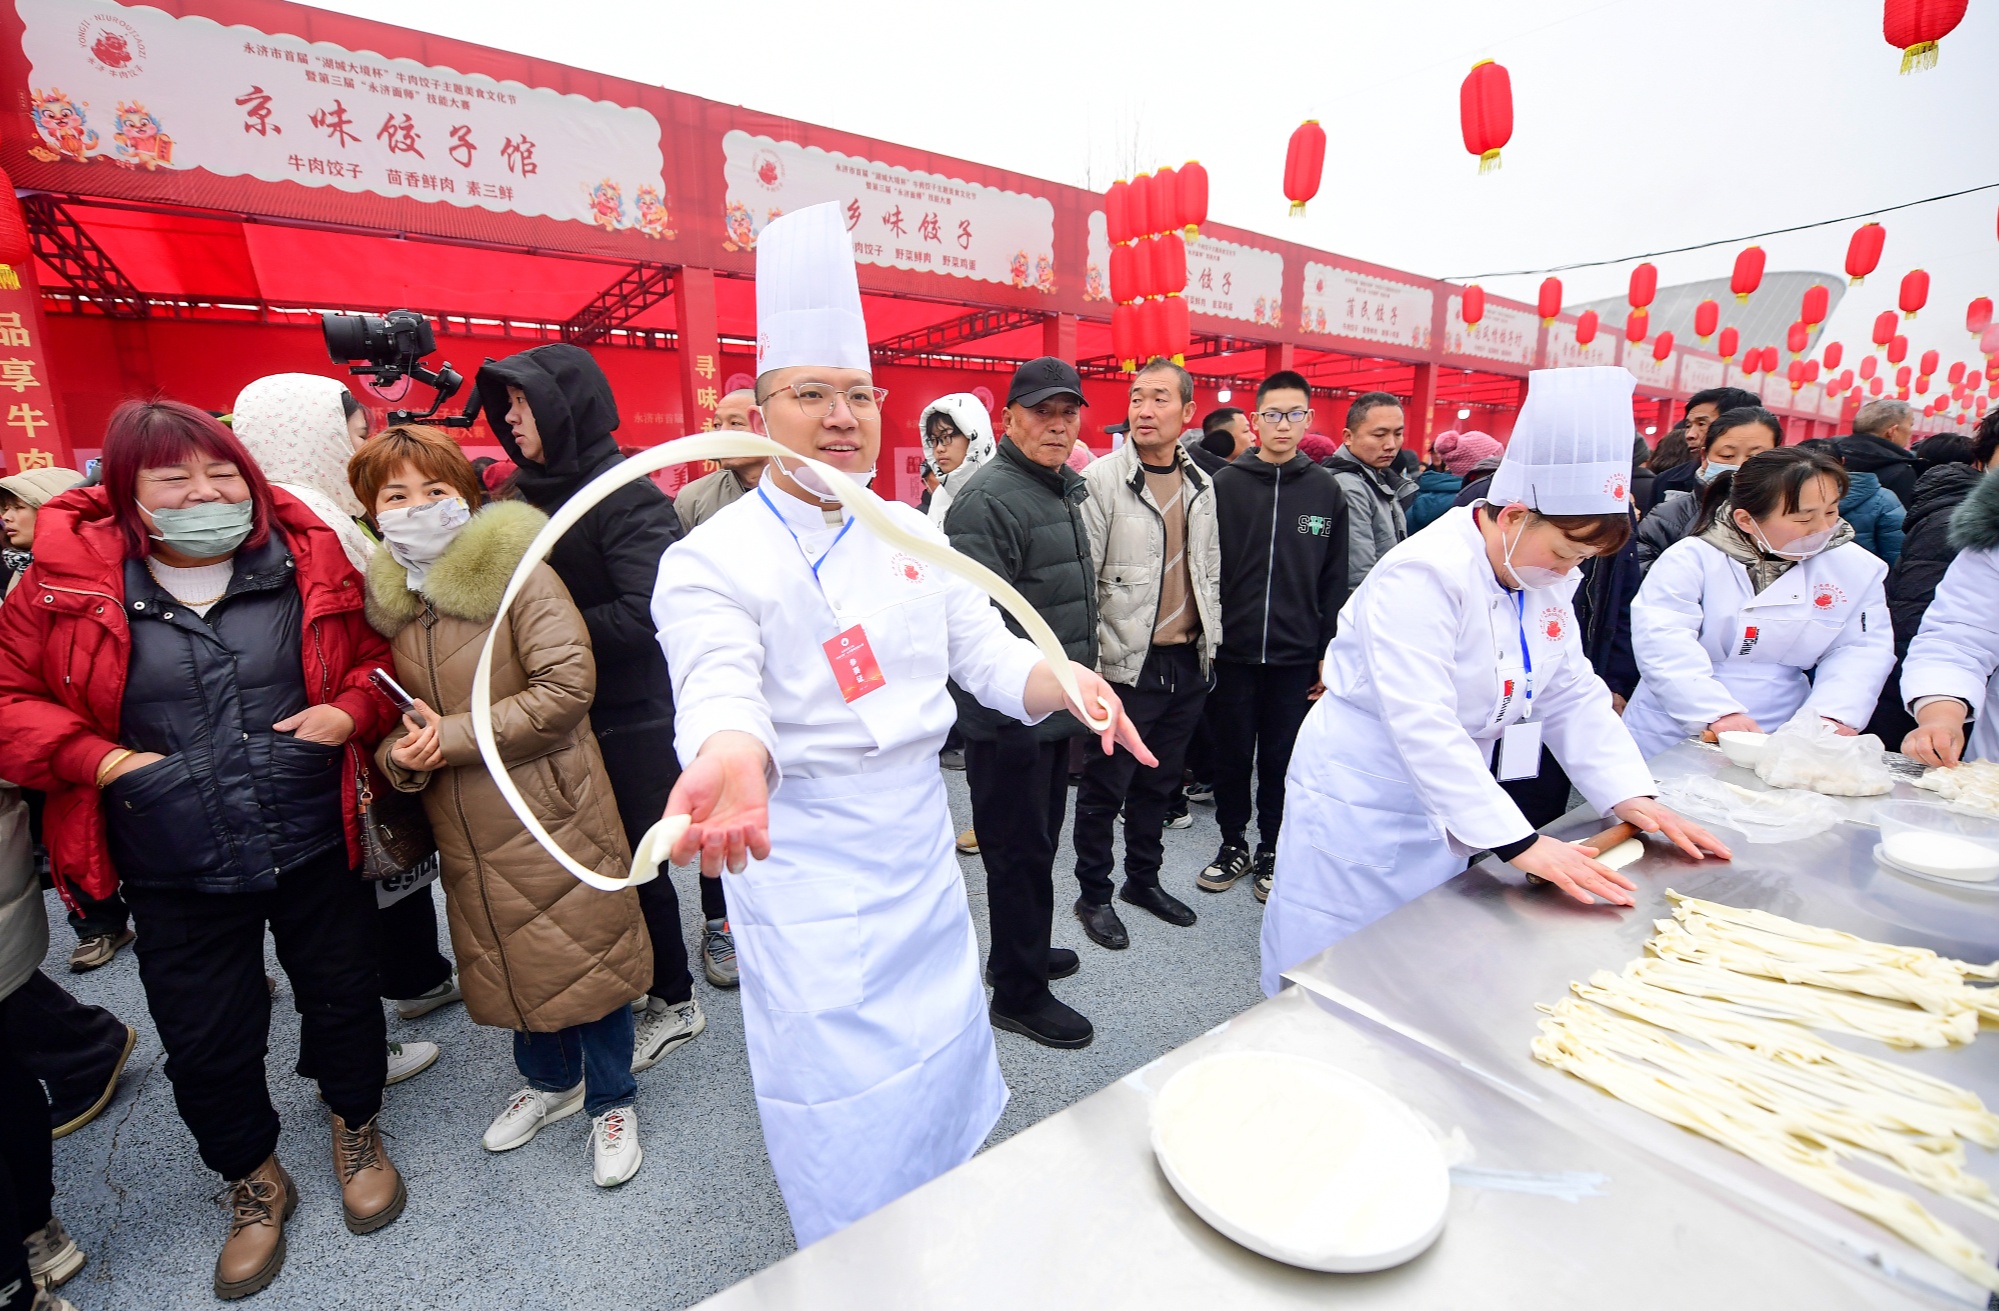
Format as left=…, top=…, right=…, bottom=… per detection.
left=1287, top=739, right=1999, bottom=1307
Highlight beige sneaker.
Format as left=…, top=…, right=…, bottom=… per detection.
left=213, top=1154, right=296, bottom=1301
left=67, top=929, right=133, bottom=973
left=25, top=1215, right=84, bottom=1288
left=955, top=827, right=980, bottom=855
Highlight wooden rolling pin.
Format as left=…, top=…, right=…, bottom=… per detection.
left=1699, top=729, right=1719, bottom=744
left=1523, top=820, right=1641, bottom=886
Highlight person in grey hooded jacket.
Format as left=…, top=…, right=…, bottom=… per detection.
left=1321, top=391, right=1412, bottom=589
left=921, top=392, right=997, bottom=525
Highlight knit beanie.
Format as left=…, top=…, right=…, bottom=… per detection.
left=1433, top=429, right=1503, bottom=478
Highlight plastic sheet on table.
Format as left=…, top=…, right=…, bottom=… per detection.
left=1653, top=774, right=1848, bottom=844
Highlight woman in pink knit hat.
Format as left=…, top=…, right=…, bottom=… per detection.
left=1408, top=429, right=1503, bottom=532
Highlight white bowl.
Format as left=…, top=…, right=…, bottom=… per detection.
left=1717, top=730, right=1769, bottom=768
left=1874, top=800, right=1999, bottom=883
left=1151, top=1051, right=1449, bottom=1272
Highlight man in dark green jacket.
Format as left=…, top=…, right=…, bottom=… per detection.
left=942, top=358, right=1099, bottom=1050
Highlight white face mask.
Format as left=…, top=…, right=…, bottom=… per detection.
left=1697, top=461, right=1739, bottom=484
left=1751, top=520, right=1838, bottom=562
left=768, top=454, right=874, bottom=501
left=377, top=497, right=471, bottom=590
left=1500, top=517, right=1581, bottom=591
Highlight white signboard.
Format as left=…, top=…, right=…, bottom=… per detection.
left=1442, top=296, right=1537, bottom=367
left=1084, top=210, right=1110, bottom=303
left=1300, top=264, right=1432, bottom=351
left=1759, top=373, right=1796, bottom=411
left=1543, top=322, right=1616, bottom=369
left=1818, top=385, right=1843, bottom=420
left=1679, top=355, right=1725, bottom=394
left=722, top=130, right=1057, bottom=292
left=1184, top=235, right=1284, bottom=327
left=1626, top=344, right=1676, bottom=392
left=20, top=0, right=672, bottom=237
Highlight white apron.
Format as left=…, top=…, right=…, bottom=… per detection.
left=1622, top=663, right=1807, bottom=759
left=1259, top=694, right=1461, bottom=996
left=732, top=756, right=1007, bottom=1248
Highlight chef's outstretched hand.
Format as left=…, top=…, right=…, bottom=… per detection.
left=665, top=730, right=773, bottom=877
left=1903, top=699, right=1969, bottom=769
left=1025, top=661, right=1157, bottom=766
left=1613, top=796, right=1733, bottom=862
left=1511, top=835, right=1636, bottom=907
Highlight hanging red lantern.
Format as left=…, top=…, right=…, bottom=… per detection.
left=1786, top=321, right=1809, bottom=357
left=1888, top=335, right=1909, bottom=365
left=1969, top=297, right=1995, bottom=337
left=1131, top=237, right=1156, bottom=301
left=1846, top=223, right=1886, bottom=284
left=1896, top=365, right=1913, bottom=388
left=1653, top=331, right=1675, bottom=364
left=1628, top=263, right=1657, bottom=311
left=1625, top=308, right=1648, bottom=344
left=1872, top=310, right=1897, bottom=350
left=1915, top=373, right=1931, bottom=394
left=1740, top=352, right=1758, bottom=378
left=1718, top=325, right=1739, bottom=359
left=1900, top=268, right=1929, bottom=319
left=1537, top=277, right=1562, bottom=326
left=1731, top=246, right=1765, bottom=303
left=1109, top=243, right=1134, bottom=303
left=1138, top=297, right=1167, bottom=365
left=1693, top=299, right=1719, bottom=341
left=1460, top=59, right=1513, bottom=173
left=1157, top=232, right=1187, bottom=296
left=1920, top=348, right=1940, bottom=377
left=1111, top=302, right=1136, bottom=368
left=1575, top=310, right=1599, bottom=346
left=1788, top=359, right=1806, bottom=391
left=1763, top=347, right=1780, bottom=376
left=1801, top=284, right=1830, bottom=328
left=1870, top=376, right=1884, bottom=396
left=1883, top=0, right=1969, bottom=73
left=1461, top=284, right=1486, bottom=330
left=1804, top=360, right=1820, bottom=383
left=1839, top=369, right=1855, bottom=391
left=1823, top=342, right=1844, bottom=371
left=1163, top=295, right=1190, bottom=363
left=1106, top=180, right=1132, bottom=246
left=1128, top=171, right=1154, bottom=239
left=1284, top=121, right=1326, bottom=217
left=1176, top=161, right=1208, bottom=237
left=1860, top=355, right=1878, bottom=380
left=1948, top=360, right=1966, bottom=384
left=1152, top=165, right=1180, bottom=233
left=1984, top=325, right=1999, bottom=355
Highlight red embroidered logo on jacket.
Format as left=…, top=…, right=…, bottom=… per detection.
left=1811, top=583, right=1847, bottom=610
left=889, top=552, right=926, bottom=584
left=1540, top=607, right=1568, bottom=642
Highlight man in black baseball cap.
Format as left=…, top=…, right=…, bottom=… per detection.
left=941, top=357, right=1103, bottom=1049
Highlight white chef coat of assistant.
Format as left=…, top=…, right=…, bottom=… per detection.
left=652, top=479, right=1047, bottom=1247
left=1901, top=545, right=1999, bottom=763
left=1622, top=534, right=1893, bottom=759
left=1259, top=505, right=1656, bottom=995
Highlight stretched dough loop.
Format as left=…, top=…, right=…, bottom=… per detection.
left=471, top=434, right=1109, bottom=892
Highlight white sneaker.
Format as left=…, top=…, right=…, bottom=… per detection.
left=385, top=1040, right=439, bottom=1086
left=395, top=973, right=463, bottom=1019
left=590, top=1105, right=643, bottom=1187
left=482, top=1082, right=584, bottom=1152
left=632, top=996, right=706, bottom=1072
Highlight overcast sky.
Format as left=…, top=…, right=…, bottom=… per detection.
left=322, top=0, right=1994, bottom=380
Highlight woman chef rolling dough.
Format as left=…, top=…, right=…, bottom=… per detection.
left=1260, top=367, right=1729, bottom=996
left=1622, top=442, right=1895, bottom=758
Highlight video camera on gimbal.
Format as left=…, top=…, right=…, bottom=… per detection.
left=321, top=309, right=480, bottom=428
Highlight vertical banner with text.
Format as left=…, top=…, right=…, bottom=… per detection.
left=0, top=261, right=68, bottom=474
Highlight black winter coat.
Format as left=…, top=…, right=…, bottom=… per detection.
left=941, top=439, right=1096, bottom=742
left=110, top=531, right=344, bottom=893
left=1210, top=451, right=1350, bottom=666
left=1643, top=458, right=1698, bottom=513
left=1865, top=463, right=1991, bottom=744
left=476, top=343, right=684, bottom=844
left=1835, top=432, right=1921, bottom=508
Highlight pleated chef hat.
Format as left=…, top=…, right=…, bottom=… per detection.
left=754, top=202, right=871, bottom=375
left=1488, top=366, right=1637, bottom=514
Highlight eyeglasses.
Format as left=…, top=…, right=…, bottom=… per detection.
left=1258, top=408, right=1310, bottom=427
left=770, top=382, right=889, bottom=420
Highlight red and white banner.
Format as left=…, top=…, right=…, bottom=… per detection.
left=1083, top=210, right=1110, bottom=303
left=1543, top=323, right=1616, bottom=369
left=1183, top=235, right=1283, bottom=327
left=1678, top=354, right=1725, bottom=394
left=1442, top=295, right=1536, bottom=367
left=1300, top=263, right=1432, bottom=351
left=1625, top=343, right=1676, bottom=392
left=722, top=130, right=1057, bottom=292
left=0, top=260, right=66, bottom=473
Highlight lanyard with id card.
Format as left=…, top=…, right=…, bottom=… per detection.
left=760, top=488, right=888, bottom=703
left=1495, top=589, right=1542, bottom=781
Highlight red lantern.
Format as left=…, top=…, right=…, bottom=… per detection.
left=1985, top=325, right=1999, bottom=355
left=1888, top=335, right=1908, bottom=365
left=1970, top=297, right=1995, bottom=337
left=1128, top=172, right=1154, bottom=239
left=1731, top=246, right=1765, bottom=303
left=1900, top=268, right=1929, bottom=319
left=1823, top=342, right=1843, bottom=371
left=1653, top=331, right=1675, bottom=364
left=1132, top=237, right=1157, bottom=300
left=1915, top=374, right=1931, bottom=394
left=1106, top=180, right=1132, bottom=246
left=1152, top=165, right=1179, bottom=233
left=1537, top=277, right=1563, bottom=326
left=1872, top=310, right=1897, bottom=350
left=1284, top=121, right=1326, bottom=217
left=1176, top=161, right=1208, bottom=237
left=1804, top=360, right=1820, bottom=383
left=1860, top=355, right=1878, bottom=380
left=1694, top=299, right=1719, bottom=341
left=1575, top=310, right=1598, bottom=346
left=1163, top=295, right=1190, bottom=363
left=1870, top=376, right=1884, bottom=396
left=1111, top=302, right=1137, bottom=368
left=1839, top=369, right=1855, bottom=391
left=1628, top=263, right=1657, bottom=311
left=1920, top=348, right=1940, bottom=378
left=1762, top=348, right=1780, bottom=376
left=1948, top=360, right=1966, bottom=384
left=1460, top=59, right=1513, bottom=173
left=1896, top=365, right=1913, bottom=388
left=1883, top=0, right=1969, bottom=73
left=1138, top=297, right=1167, bottom=365
left=1156, top=232, right=1187, bottom=296
left=1718, top=325, right=1739, bottom=359
left=1788, top=359, right=1806, bottom=391
left=1786, top=321, right=1809, bottom=357
left=1109, top=243, right=1135, bottom=303
left=1846, top=223, right=1886, bottom=284
left=1461, top=284, right=1486, bottom=330
left=1801, top=284, right=1830, bottom=327
left=1740, top=352, right=1758, bottom=378
left=1625, top=308, right=1648, bottom=344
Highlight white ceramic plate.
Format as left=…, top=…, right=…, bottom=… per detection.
left=1151, top=1051, right=1450, bottom=1272
left=1874, top=844, right=1999, bottom=892
left=1716, top=731, right=1769, bottom=769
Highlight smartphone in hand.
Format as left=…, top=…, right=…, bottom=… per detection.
left=368, top=667, right=428, bottom=726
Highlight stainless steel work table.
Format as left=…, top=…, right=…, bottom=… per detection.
left=698, top=744, right=1957, bottom=1311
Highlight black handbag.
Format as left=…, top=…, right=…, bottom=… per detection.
left=353, top=749, right=437, bottom=881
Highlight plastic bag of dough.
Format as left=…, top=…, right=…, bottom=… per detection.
left=1653, top=775, right=1847, bottom=843
left=1753, top=712, right=1894, bottom=797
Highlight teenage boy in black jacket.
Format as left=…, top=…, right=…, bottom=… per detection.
left=1198, top=372, right=1350, bottom=902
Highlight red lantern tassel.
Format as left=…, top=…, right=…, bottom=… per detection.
left=1900, top=40, right=1939, bottom=73
left=1478, top=149, right=1501, bottom=175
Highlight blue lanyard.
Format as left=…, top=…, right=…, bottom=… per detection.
left=1512, top=589, right=1535, bottom=719
left=758, top=486, right=855, bottom=591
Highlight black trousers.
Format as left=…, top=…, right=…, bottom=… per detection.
left=595, top=725, right=695, bottom=1005
left=3, top=971, right=127, bottom=1124
left=0, top=1001, right=52, bottom=1309
left=64, top=879, right=128, bottom=941
left=1074, top=644, right=1208, bottom=905
left=1211, top=661, right=1319, bottom=851
left=375, top=879, right=453, bottom=1001
left=965, top=728, right=1070, bottom=1013
left=124, top=847, right=385, bottom=1181
left=1500, top=746, right=1573, bottom=831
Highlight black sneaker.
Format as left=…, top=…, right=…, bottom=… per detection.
left=1163, top=801, right=1192, bottom=830
left=991, top=995, right=1094, bottom=1049
left=1197, top=842, right=1250, bottom=893
left=1251, top=847, right=1276, bottom=902
left=1183, top=780, right=1215, bottom=804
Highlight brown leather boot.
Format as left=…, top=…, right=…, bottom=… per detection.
left=332, top=1113, right=406, bottom=1234
left=213, top=1154, right=295, bottom=1300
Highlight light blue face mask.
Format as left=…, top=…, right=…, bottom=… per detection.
left=144, top=498, right=254, bottom=558
left=1696, top=461, right=1739, bottom=484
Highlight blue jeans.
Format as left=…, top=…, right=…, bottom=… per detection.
left=513, top=1005, right=636, bottom=1117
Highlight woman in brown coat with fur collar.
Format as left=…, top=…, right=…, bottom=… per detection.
left=352, top=425, right=651, bottom=1188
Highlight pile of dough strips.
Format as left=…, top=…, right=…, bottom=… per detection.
left=1533, top=892, right=1999, bottom=1292
left=1915, top=759, right=1999, bottom=820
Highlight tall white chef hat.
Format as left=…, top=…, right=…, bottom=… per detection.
left=1487, top=366, right=1637, bottom=514
left=754, top=201, right=871, bottom=375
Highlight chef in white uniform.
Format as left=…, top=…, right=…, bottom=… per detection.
left=1900, top=477, right=1999, bottom=766
left=1259, top=367, right=1728, bottom=997
left=650, top=203, right=1152, bottom=1247
left=1624, top=444, right=1895, bottom=759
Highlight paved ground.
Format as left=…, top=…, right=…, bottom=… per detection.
left=39, top=768, right=1269, bottom=1310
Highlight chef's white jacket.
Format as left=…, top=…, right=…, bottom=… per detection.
left=1627, top=536, right=1893, bottom=746
left=1901, top=546, right=1999, bottom=763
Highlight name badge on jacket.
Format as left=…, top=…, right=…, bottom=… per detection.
left=823, top=624, right=887, bottom=702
